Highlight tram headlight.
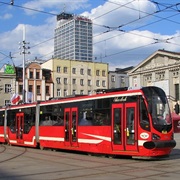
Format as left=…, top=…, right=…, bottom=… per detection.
left=152, top=133, right=160, bottom=140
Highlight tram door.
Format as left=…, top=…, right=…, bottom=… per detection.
left=64, top=107, right=78, bottom=147
left=16, top=112, right=24, bottom=143
left=112, top=103, right=138, bottom=151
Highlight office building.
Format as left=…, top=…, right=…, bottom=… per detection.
left=54, top=12, right=93, bottom=61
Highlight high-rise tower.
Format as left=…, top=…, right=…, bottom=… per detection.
left=54, top=12, right=93, bottom=61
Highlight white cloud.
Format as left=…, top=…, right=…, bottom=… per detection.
left=83, top=0, right=156, bottom=31
left=1, top=0, right=180, bottom=70
left=0, top=17, right=55, bottom=66
left=81, top=0, right=180, bottom=69
left=22, top=0, right=90, bottom=15
left=0, top=13, right=12, bottom=20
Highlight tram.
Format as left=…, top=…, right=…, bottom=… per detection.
left=0, top=86, right=176, bottom=158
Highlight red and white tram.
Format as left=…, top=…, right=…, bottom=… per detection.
left=0, top=86, right=176, bottom=158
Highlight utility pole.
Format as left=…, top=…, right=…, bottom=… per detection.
left=19, top=25, right=30, bottom=103
left=9, top=52, right=16, bottom=104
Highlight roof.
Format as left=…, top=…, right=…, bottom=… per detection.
left=128, top=49, right=180, bottom=74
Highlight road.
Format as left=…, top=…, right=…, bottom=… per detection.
left=0, top=134, right=180, bottom=180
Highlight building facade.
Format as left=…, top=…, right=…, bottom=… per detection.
left=41, top=58, right=108, bottom=97
left=128, top=49, right=180, bottom=111
left=54, top=12, right=93, bottom=61
left=15, top=62, right=53, bottom=103
left=108, top=67, right=134, bottom=89
left=0, top=64, right=16, bottom=106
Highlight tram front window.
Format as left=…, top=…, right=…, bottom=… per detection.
left=151, top=96, right=170, bottom=125
left=142, top=87, right=172, bottom=133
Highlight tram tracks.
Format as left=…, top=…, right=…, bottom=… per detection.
left=0, top=144, right=27, bottom=163
left=0, top=145, right=132, bottom=180
left=1, top=145, right=179, bottom=180
left=0, top=144, right=6, bottom=153
left=0, top=144, right=130, bottom=166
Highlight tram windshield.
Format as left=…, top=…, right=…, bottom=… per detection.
left=142, top=86, right=172, bottom=132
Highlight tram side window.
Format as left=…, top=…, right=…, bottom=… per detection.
left=78, top=99, right=111, bottom=126
left=40, top=115, right=53, bottom=126
left=23, top=107, right=36, bottom=134
left=79, top=110, right=93, bottom=126
left=0, top=112, right=4, bottom=126
left=113, top=108, right=121, bottom=144
left=78, top=100, right=93, bottom=126
left=53, top=105, right=64, bottom=126
left=140, top=97, right=150, bottom=131
left=79, top=110, right=111, bottom=126
left=93, top=98, right=111, bottom=125
left=53, top=113, right=64, bottom=126
left=40, top=105, right=64, bottom=126
left=7, top=110, right=18, bottom=133
left=93, top=110, right=111, bottom=125
left=126, top=108, right=135, bottom=145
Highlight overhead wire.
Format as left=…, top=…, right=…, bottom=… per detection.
left=0, top=1, right=57, bottom=16
left=92, top=0, right=136, bottom=20
left=92, top=0, right=180, bottom=51
left=97, top=41, right=158, bottom=60
left=0, top=0, right=180, bottom=63
left=93, top=0, right=180, bottom=61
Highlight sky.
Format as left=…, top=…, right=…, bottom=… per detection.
left=0, top=0, right=180, bottom=70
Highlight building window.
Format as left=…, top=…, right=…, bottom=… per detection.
left=80, top=79, right=84, bottom=86
left=5, top=84, right=11, bottom=93
left=64, top=89, right=68, bottom=96
left=88, top=90, right=91, bottom=95
left=57, top=89, right=61, bottom=97
left=37, top=85, right=41, bottom=94
left=43, top=70, right=51, bottom=81
left=102, top=80, right=106, bottom=87
left=46, top=86, right=49, bottom=95
left=29, top=85, right=33, bottom=92
left=63, top=67, right=68, bottom=73
left=88, top=69, right=91, bottom=76
left=175, top=84, right=179, bottom=101
left=80, top=68, right=84, bottom=75
left=19, top=85, right=23, bottom=94
left=96, top=70, right=100, bottom=76
left=80, top=90, right=84, bottom=95
left=120, top=77, right=125, bottom=87
left=173, top=71, right=179, bottom=77
left=102, top=70, right=106, bottom=76
left=156, top=72, right=165, bottom=80
left=5, top=100, right=10, bottom=106
left=56, top=77, right=61, bottom=84
left=96, top=80, right=100, bottom=87
left=88, top=80, right=91, bottom=86
left=72, top=68, right=76, bottom=74
left=144, top=74, right=152, bottom=82
left=29, top=71, right=33, bottom=79
left=111, top=75, right=115, bottom=82
left=57, top=66, right=61, bottom=73
left=64, top=78, right=68, bottom=85
left=36, top=72, right=40, bottom=79
left=72, top=79, right=76, bottom=84
left=72, top=89, right=76, bottom=95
